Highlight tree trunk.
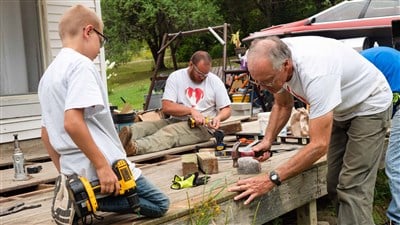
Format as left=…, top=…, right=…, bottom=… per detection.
left=148, top=41, right=166, bottom=70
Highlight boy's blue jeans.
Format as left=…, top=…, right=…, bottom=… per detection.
left=98, top=175, right=170, bottom=218
left=386, top=106, right=400, bottom=223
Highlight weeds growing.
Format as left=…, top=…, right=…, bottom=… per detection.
left=187, top=178, right=227, bottom=225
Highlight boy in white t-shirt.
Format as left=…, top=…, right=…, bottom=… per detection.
left=229, top=36, right=392, bottom=225
left=38, top=5, right=169, bottom=223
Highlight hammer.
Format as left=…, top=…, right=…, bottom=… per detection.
left=232, top=140, right=264, bottom=168
left=231, top=141, right=262, bottom=174
left=232, top=140, right=278, bottom=174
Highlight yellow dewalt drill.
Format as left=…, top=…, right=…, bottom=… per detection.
left=187, top=117, right=212, bottom=129
left=67, top=159, right=140, bottom=218
left=187, top=117, right=225, bottom=151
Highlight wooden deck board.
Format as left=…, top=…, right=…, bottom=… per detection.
left=0, top=138, right=48, bottom=168
left=0, top=162, right=57, bottom=194
left=0, top=120, right=242, bottom=194
left=0, top=136, right=237, bottom=194
left=0, top=115, right=250, bottom=168
left=1, top=118, right=330, bottom=224
left=0, top=144, right=327, bottom=225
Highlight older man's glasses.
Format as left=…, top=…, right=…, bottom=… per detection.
left=192, top=64, right=209, bottom=78
left=93, top=28, right=109, bottom=47
left=255, top=65, right=284, bottom=87
left=255, top=77, right=276, bottom=87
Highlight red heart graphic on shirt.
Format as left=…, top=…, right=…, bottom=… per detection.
left=186, top=87, right=204, bottom=107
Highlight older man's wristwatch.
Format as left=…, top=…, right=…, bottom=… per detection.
left=269, top=170, right=281, bottom=186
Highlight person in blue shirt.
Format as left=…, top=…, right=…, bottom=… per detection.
left=361, top=46, right=400, bottom=225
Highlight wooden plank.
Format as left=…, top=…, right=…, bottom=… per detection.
left=0, top=139, right=48, bottom=168
left=222, top=115, right=251, bottom=123
left=0, top=161, right=57, bottom=194
left=0, top=145, right=318, bottom=225
left=0, top=134, right=236, bottom=169
left=0, top=185, right=53, bottom=203
left=128, top=140, right=215, bottom=163
left=239, top=120, right=260, bottom=134
left=297, top=200, right=318, bottom=225
left=0, top=136, right=238, bottom=194
left=2, top=148, right=326, bottom=225
left=0, top=116, right=331, bottom=225
left=128, top=135, right=237, bottom=163
left=219, top=120, right=242, bottom=135
left=134, top=149, right=327, bottom=225
left=0, top=116, right=246, bottom=164
left=0, top=137, right=299, bottom=194
left=0, top=190, right=54, bottom=225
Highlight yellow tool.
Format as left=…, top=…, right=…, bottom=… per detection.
left=187, top=117, right=211, bottom=129
left=187, top=117, right=225, bottom=151
left=67, top=159, right=140, bottom=218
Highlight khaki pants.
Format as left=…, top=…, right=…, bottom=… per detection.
left=327, top=107, right=391, bottom=225
left=130, top=118, right=212, bottom=155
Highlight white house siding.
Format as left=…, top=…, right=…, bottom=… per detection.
left=0, top=0, right=106, bottom=144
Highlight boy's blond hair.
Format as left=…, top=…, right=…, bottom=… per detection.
left=58, top=4, right=102, bottom=40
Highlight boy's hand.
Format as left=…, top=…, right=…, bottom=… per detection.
left=97, top=165, right=120, bottom=196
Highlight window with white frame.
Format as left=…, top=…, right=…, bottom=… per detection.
left=0, top=0, right=43, bottom=96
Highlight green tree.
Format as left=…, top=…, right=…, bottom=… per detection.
left=101, top=0, right=223, bottom=68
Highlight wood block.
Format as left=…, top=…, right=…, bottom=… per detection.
left=181, top=153, right=198, bottom=176
left=196, top=152, right=218, bottom=174
left=219, top=120, right=242, bottom=135
left=137, top=109, right=164, bottom=121
left=297, top=200, right=317, bottom=225
left=198, top=148, right=215, bottom=154
left=231, top=103, right=251, bottom=110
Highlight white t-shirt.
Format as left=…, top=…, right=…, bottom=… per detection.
left=281, top=36, right=392, bottom=121
left=162, top=68, right=231, bottom=120
left=38, top=48, right=141, bottom=181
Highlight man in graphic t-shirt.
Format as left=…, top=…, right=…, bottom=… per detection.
left=119, top=51, right=231, bottom=155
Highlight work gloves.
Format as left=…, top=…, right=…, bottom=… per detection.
left=170, top=172, right=210, bottom=190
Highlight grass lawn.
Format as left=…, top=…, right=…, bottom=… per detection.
left=107, top=58, right=181, bottom=111
left=107, top=60, right=160, bottom=110
left=107, top=60, right=154, bottom=110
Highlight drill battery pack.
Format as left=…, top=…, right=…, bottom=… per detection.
left=67, top=159, right=140, bottom=218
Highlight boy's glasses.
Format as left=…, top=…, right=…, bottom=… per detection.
left=93, top=28, right=109, bottom=47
